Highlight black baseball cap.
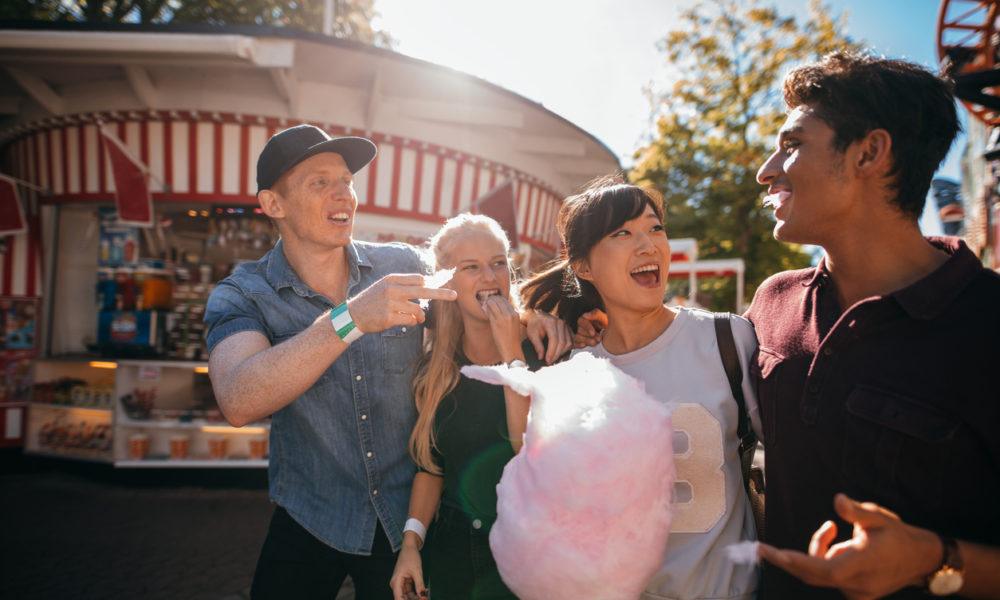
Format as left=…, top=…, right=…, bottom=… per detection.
left=256, top=124, right=377, bottom=192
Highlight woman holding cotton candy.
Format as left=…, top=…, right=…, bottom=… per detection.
left=389, top=214, right=549, bottom=600
left=520, top=177, right=763, bottom=600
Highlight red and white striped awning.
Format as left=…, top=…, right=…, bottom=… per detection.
left=2, top=111, right=565, bottom=254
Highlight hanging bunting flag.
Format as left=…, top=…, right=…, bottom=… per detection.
left=0, top=175, right=28, bottom=236
left=99, top=126, right=153, bottom=228
left=474, top=179, right=519, bottom=246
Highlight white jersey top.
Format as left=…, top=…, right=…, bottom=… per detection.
left=574, top=307, right=761, bottom=600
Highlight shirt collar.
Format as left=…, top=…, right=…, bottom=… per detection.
left=265, top=239, right=299, bottom=291
left=891, top=236, right=983, bottom=320
left=348, top=241, right=373, bottom=271
left=265, top=238, right=373, bottom=297
left=803, top=257, right=831, bottom=288
left=804, top=237, right=983, bottom=319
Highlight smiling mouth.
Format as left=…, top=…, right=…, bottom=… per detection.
left=630, top=264, right=660, bottom=287
left=328, top=211, right=351, bottom=224
left=476, top=289, right=501, bottom=303
left=763, top=191, right=791, bottom=210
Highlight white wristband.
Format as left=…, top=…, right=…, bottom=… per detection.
left=403, top=517, right=427, bottom=545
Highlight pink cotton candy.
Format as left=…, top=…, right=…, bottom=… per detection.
left=460, top=352, right=675, bottom=600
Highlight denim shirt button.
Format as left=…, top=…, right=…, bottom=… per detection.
left=355, top=375, right=362, bottom=381
left=472, top=519, right=482, bottom=530
left=361, top=414, right=368, bottom=420
left=367, top=451, right=373, bottom=458
left=373, top=489, right=379, bottom=496
left=402, top=327, right=407, bottom=333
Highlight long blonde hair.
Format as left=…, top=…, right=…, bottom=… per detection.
left=410, top=213, right=513, bottom=474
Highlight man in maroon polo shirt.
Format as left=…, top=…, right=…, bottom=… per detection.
left=747, top=52, right=1000, bottom=598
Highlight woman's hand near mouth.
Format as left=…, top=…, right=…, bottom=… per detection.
left=482, top=295, right=526, bottom=364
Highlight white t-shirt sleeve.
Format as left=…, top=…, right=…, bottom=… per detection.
left=731, top=315, right=763, bottom=442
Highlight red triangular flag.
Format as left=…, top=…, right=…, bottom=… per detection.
left=474, top=180, right=519, bottom=245
left=100, top=127, right=153, bottom=227
left=0, top=176, right=27, bottom=236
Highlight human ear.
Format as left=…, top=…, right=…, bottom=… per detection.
left=258, top=189, right=285, bottom=220
left=573, top=259, right=594, bottom=283
left=855, top=129, right=893, bottom=176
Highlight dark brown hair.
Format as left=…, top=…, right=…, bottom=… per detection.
left=783, top=51, right=960, bottom=219
left=520, top=175, right=664, bottom=330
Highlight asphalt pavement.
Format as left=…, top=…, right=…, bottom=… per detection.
left=0, top=450, right=358, bottom=599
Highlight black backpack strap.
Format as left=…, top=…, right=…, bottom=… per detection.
left=713, top=313, right=749, bottom=440
left=713, top=312, right=757, bottom=486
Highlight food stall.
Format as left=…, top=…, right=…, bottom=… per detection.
left=0, top=22, right=620, bottom=466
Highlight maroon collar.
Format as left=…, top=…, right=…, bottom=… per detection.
left=803, top=237, right=983, bottom=320
left=891, top=237, right=983, bottom=320
left=803, top=258, right=830, bottom=288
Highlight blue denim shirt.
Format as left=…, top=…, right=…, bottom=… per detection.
left=204, top=239, right=428, bottom=554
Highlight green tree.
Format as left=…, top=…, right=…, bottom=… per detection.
left=0, top=0, right=394, bottom=47
left=631, top=0, right=860, bottom=310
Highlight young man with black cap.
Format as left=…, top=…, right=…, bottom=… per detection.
left=204, top=125, right=569, bottom=599
left=748, top=52, right=1000, bottom=599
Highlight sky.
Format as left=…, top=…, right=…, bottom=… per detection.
left=375, top=0, right=961, bottom=234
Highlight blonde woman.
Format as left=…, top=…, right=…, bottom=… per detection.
left=389, top=215, right=548, bottom=600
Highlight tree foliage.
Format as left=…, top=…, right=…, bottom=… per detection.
left=0, top=0, right=394, bottom=47
left=632, top=0, right=860, bottom=310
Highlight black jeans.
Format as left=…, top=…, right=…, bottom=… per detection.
left=250, top=506, right=396, bottom=600
left=422, top=505, right=516, bottom=600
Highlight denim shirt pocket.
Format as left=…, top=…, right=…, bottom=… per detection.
left=381, top=325, right=422, bottom=375
left=841, top=385, right=960, bottom=510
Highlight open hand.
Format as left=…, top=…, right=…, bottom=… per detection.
left=759, top=493, right=943, bottom=600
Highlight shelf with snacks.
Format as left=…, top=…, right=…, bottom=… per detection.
left=24, top=358, right=116, bottom=460
left=112, top=361, right=269, bottom=466
left=22, top=356, right=269, bottom=467
left=31, top=204, right=277, bottom=466
left=115, top=428, right=269, bottom=466
left=29, top=363, right=115, bottom=412
left=87, top=205, right=275, bottom=364
left=99, top=206, right=274, bottom=467
left=24, top=411, right=114, bottom=462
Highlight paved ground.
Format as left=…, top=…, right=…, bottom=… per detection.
left=0, top=450, right=357, bottom=599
